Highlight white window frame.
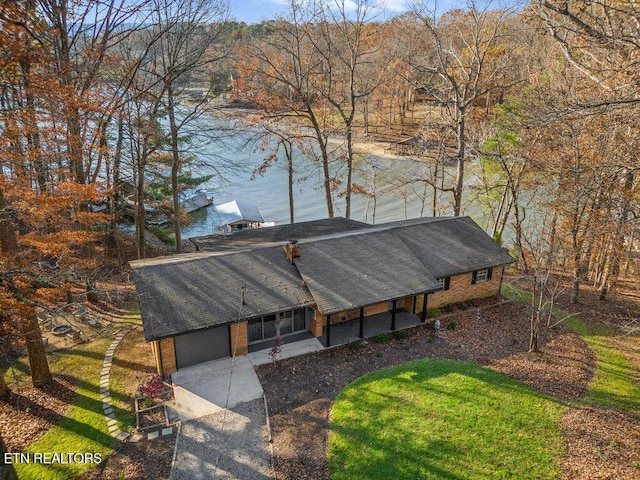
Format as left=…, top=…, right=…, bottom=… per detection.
left=475, top=268, right=489, bottom=283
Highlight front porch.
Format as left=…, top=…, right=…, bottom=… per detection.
left=320, top=309, right=426, bottom=347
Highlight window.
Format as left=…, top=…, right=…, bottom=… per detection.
left=438, top=277, right=450, bottom=291
left=248, top=308, right=309, bottom=344
left=471, top=268, right=493, bottom=284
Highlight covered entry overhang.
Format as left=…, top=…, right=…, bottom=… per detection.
left=319, top=308, right=426, bottom=347
left=317, top=290, right=438, bottom=347
left=293, top=229, right=442, bottom=346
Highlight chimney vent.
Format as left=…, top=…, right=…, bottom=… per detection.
left=285, top=239, right=300, bottom=263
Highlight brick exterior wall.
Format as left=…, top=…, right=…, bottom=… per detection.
left=230, top=321, right=248, bottom=356
left=429, top=266, right=504, bottom=309
left=151, top=337, right=177, bottom=376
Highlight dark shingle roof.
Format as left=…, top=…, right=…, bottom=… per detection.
left=131, top=246, right=314, bottom=341
left=295, top=230, right=441, bottom=315
left=390, top=216, right=515, bottom=278
left=133, top=216, right=514, bottom=341
left=190, top=217, right=369, bottom=251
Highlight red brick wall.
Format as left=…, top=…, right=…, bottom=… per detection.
left=151, top=337, right=177, bottom=376
left=429, top=266, right=504, bottom=309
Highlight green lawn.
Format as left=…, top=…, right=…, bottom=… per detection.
left=329, top=360, right=566, bottom=480
left=7, top=339, right=116, bottom=479
left=2, top=333, right=139, bottom=480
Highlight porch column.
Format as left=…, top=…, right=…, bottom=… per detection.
left=421, top=293, right=428, bottom=322
left=326, top=313, right=331, bottom=347
left=391, top=300, right=397, bottom=331
left=359, top=307, right=364, bottom=338
left=412, top=295, right=417, bottom=314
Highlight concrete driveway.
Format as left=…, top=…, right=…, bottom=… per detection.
left=170, top=337, right=324, bottom=421
left=169, top=398, right=273, bottom=480
left=169, top=338, right=324, bottom=480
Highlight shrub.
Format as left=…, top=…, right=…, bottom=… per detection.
left=373, top=334, right=390, bottom=344
left=137, top=374, right=166, bottom=400
left=349, top=341, right=363, bottom=351
left=269, top=336, right=283, bottom=365
left=427, top=307, right=441, bottom=317
left=446, top=321, right=457, bottom=331
left=442, top=304, right=454, bottom=313
left=393, top=330, right=410, bottom=340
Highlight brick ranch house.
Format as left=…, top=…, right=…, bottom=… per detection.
left=131, top=216, right=514, bottom=376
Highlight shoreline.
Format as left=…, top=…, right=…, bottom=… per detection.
left=207, top=102, right=417, bottom=163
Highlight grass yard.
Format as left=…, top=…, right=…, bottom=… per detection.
left=328, top=359, right=566, bottom=480
left=13, top=338, right=123, bottom=480
left=2, top=300, right=147, bottom=480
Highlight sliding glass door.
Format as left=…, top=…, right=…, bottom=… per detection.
left=247, top=308, right=310, bottom=344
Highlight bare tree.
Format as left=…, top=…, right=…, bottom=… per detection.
left=412, top=0, right=521, bottom=216
left=309, top=0, right=389, bottom=219
left=149, top=0, right=232, bottom=253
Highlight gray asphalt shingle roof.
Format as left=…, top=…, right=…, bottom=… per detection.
left=132, top=246, right=314, bottom=341
left=133, top=216, right=514, bottom=341
left=295, top=230, right=441, bottom=315
left=190, top=217, right=369, bottom=251
left=390, top=216, right=515, bottom=278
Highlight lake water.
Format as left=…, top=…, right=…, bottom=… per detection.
left=174, top=112, right=497, bottom=239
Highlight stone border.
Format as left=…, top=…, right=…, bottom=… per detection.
left=100, top=332, right=178, bottom=443
left=100, top=334, right=129, bottom=441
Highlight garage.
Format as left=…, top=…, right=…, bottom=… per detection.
left=174, top=324, right=230, bottom=369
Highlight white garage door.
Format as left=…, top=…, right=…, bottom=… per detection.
left=174, top=325, right=231, bottom=369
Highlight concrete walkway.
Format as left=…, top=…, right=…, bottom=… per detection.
left=170, top=337, right=324, bottom=421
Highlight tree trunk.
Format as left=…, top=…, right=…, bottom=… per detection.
left=453, top=115, right=466, bottom=216
left=599, top=170, right=634, bottom=300
left=307, top=109, right=334, bottom=217
left=345, top=126, right=353, bottom=219
left=1, top=430, right=18, bottom=480
left=167, top=85, right=182, bottom=254
left=20, top=307, right=52, bottom=387
left=285, top=142, right=295, bottom=224
left=0, top=369, right=9, bottom=397
left=135, top=151, right=147, bottom=260
left=0, top=186, right=18, bottom=254
left=529, top=276, right=540, bottom=353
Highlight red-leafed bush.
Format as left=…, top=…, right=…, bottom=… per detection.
left=136, top=374, right=166, bottom=399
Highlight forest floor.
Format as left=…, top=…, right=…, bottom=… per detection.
left=257, top=272, right=640, bottom=480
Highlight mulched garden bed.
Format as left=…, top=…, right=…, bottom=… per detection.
left=257, top=292, right=639, bottom=480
